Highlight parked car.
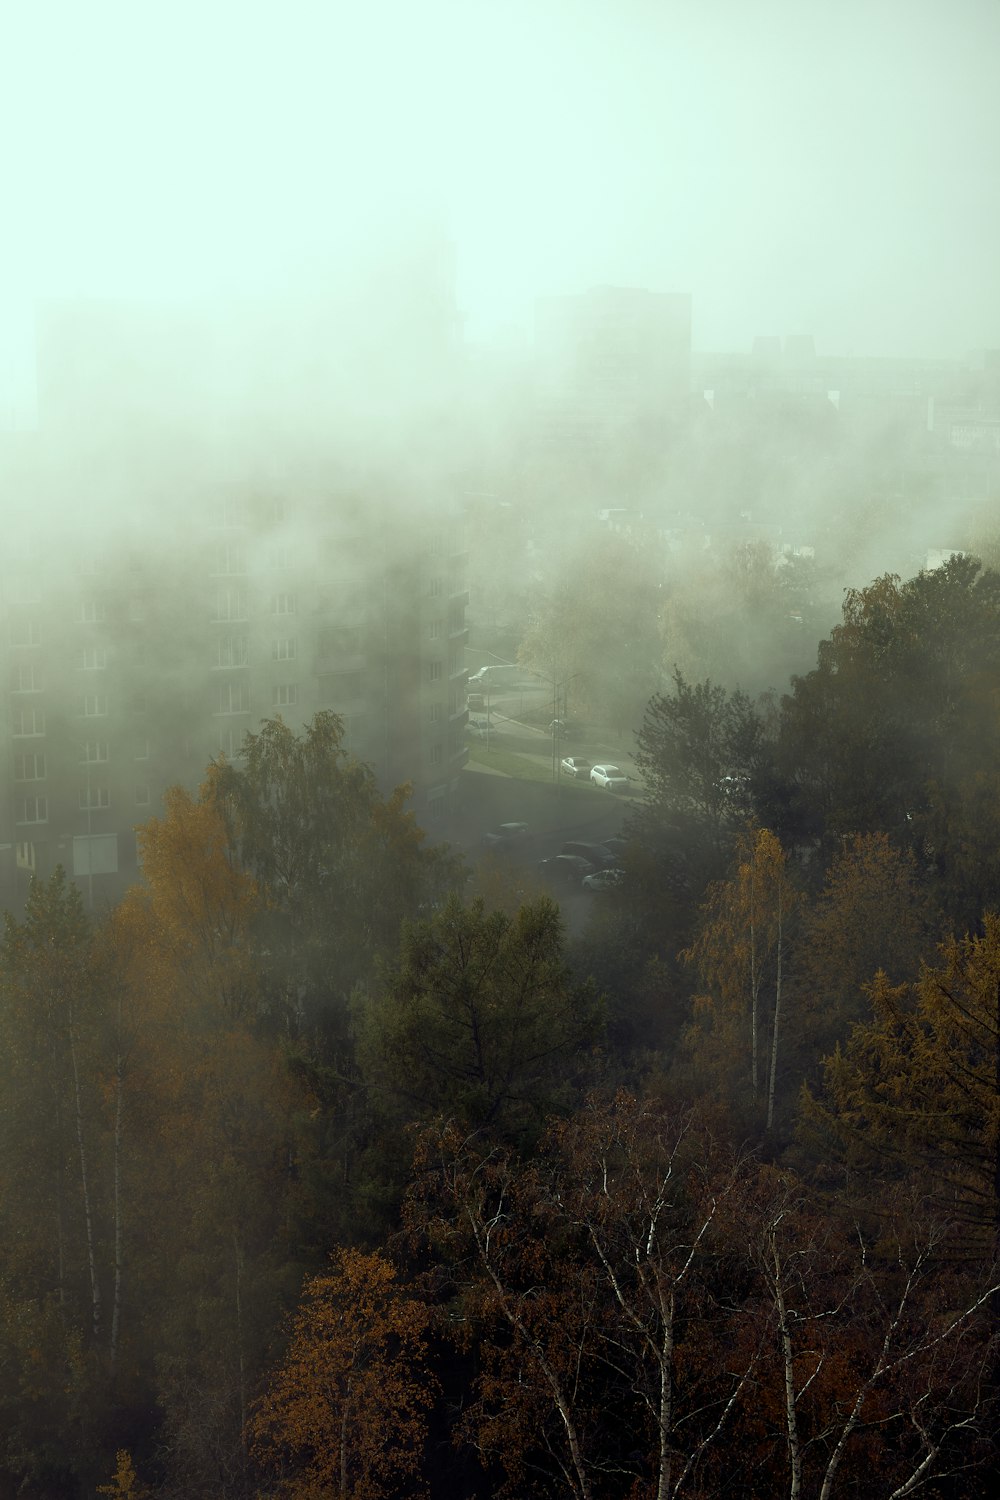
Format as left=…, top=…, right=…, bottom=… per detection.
left=582, top=867, right=624, bottom=891
left=482, top=822, right=530, bottom=849
left=561, top=840, right=616, bottom=867
left=590, top=764, right=630, bottom=791
left=601, top=837, right=629, bottom=860
left=538, top=854, right=595, bottom=885
left=560, top=756, right=592, bottom=778
left=466, top=722, right=487, bottom=740
left=467, top=692, right=486, bottom=711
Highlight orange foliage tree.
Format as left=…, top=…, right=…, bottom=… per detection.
left=248, top=1248, right=437, bottom=1499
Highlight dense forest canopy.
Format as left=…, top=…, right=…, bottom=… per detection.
left=3, top=558, right=1000, bottom=1497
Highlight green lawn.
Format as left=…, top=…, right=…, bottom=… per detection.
left=466, top=744, right=595, bottom=792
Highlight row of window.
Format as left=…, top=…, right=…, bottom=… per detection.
left=15, top=786, right=151, bottom=823
left=215, top=637, right=297, bottom=666
left=10, top=635, right=352, bottom=670
left=215, top=682, right=298, bottom=715
left=212, top=591, right=299, bottom=621
left=14, top=745, right=150, bottom=779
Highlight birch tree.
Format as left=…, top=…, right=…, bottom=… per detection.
left=684, top=826, right=799, bottom=1128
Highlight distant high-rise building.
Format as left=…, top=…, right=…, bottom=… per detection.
left=530, top=286, right=692, bottom=494
left=1, top=259, right=470, bottom=911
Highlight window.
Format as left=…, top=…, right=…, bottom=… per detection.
left=135, top=785, right=151, bottom=807
left=79, top=646, right=107, bottom=670
left=211, top=542, right=246, bottom=576
left=8, top=578, right=42, bottom=605
left=12, top=708, right=45, bottom=737
left=429, top=702, right=442, bottom=723
left=81, top=742, right=110, bottom=764
left=429, top=619, right=442, bottom=639
left=271, top=592, right=297, bottom=616
left=13, top=663, right=42, bottom=691
left=14, top=753, right=46, bottom=781
left=80, top=785, right=111, bottom=811
left=78, top=600, right=106, bottom=624
left=216, top=636, right=249, bottom=668
left=272, top=683, right=298, bottom=707
left=317, top=671, right=361, bottom=703
left=15, top=841, right=36, bottom=872
left=213, top=588, right=248, bottom=622
left=271, top=638, right=297, bottom=661
left=216, top=727, right=245, bottom=758
left=9, top=620, right=41, bottom=646
left=83, top=695, right=108, bottom=717
left=217, top=681, right=251, bottom=715
left=428, top=661, right=442, bottom=682
left=430, top=744, right=443, bottom=766
left=73, top=833, right=118, bottom=877
left=317, top=624, right=362, bottom=657
left=17, top=795, right=48, bottom=824
left=128, top=597, right=146, bottom=623
left=429, top=576, right=443, bottom=597
left=134, top=739, right=150, bottom=762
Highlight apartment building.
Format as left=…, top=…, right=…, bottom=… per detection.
left=0, top=480, right=469, bottom=913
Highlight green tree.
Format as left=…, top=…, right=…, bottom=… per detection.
left=517, top=530, right=664, bottom=737
left=776, top=556, right=1000, bottom=916
left=359, top=895, right=603, bottom=1143
left=633, top=669, right=767, bottom=861
left=207, top=712, right=460, bottom=1032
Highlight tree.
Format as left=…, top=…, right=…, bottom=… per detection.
left=744, top=1169, right=1000, bottom=1500
left=0, top=870, right=105, bottom=1345
left=806, top=913, right=1000, bottom=1257
left=407, top=1101, right=1000, bottom=1500
left=134, top=784, right=263, bottom=1025
left=248, top=1248, right=437, bottom=1500
left=517, top=529, right=665, bottom=738
left=208, top=713, right=460, bottom=1033
left=359, top=894, right=603, bottom=1143
left=794, top=833, right=931, bottom=1064
left=776, top=556, right=1000, bottom=909
left=684, top=827, right=799, bottom=1129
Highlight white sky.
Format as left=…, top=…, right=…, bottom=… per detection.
left=2, top=0, right=999, bottom=414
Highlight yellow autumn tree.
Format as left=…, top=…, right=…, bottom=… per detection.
left=684, top=826, right=799, bottom=1129
left=133, top=783, right=263, bottom=1026
left=806, top=912, right=1000, bottom=1256
left=249, top=1248, right=438, bottom=1499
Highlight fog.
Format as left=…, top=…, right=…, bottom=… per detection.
left=3, top=0, right=1000, bottom=413
left=1, top=0, right=999, bottom=902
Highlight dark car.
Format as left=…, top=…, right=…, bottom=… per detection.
left=538, top=854, right=596, bottom=885
left=601, top=837, right=629, bottom=860
left=482, top=822, right=530, bottom=849
left=561, top=840, right=616, bottom=867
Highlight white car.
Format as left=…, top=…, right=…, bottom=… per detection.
left=590, top=764, right=629, bottom=791
left=582, top=868, right=624, bottom=891
left=560, top=757, right=591, bottom=778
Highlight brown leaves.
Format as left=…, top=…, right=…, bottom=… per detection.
left=249, top=1248, right=438, bottom=1500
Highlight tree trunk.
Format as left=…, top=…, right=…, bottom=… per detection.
left=750, top=855, right=759, bottom=1102
left=110, top=1045, right=124, bottom=1373
left=69, top=1003, right=100, bottom=1341
left=767, top=882, right=784, bottom=1132
left=772, top=1235, right=802, bottom=1500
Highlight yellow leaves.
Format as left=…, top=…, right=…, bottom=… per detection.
left=132, top=785, right=263, bottom=1027
left=97, top=1450, right=148, bottom=1498
left=249, top=1248, right=437, bottom=1499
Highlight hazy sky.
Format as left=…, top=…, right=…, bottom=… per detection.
left=2, top=0, right=999, bottom=415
